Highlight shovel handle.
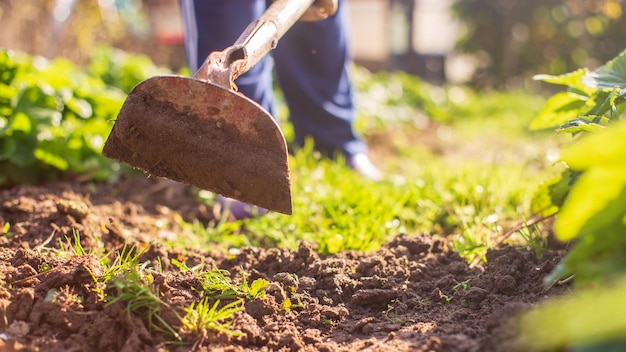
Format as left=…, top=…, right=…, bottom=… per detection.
left=195, top=0, right=316, bottom=89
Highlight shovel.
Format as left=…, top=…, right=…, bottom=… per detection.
left=103, top=0, right=335, bottom=215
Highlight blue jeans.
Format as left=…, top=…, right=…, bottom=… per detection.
left=179, top=0, right=367, bottom=157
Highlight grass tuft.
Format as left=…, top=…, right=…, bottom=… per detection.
left=180, top=298, right=243, bottom=337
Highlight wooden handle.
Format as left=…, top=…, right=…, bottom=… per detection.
left=194, top=0, right=315, bottom=89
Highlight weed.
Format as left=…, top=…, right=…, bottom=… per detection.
left=0, top=221, right=10, bottom=236
left=99, top=242, right=147, bottom=283
left=241, top=273, right=269, bottom=300
left=453, top=279, right=472, bottom=292
left=45, top=286, right=84, bottom=306
left=383, top=300, right=415, bottom=325
left=321, top=315, right=342, bottom=328
left=269, top=283, right=293, bottom=311
left=58, top=229, right=91, bottom=257
left=38, top=262, right=52, bottom=272
left=517, top=222, right=548, bottom=259
left=198, top=269, right=242, bottom=300
left=106, top=265, right=182, bottom=341
left=435, top=280, right=472, bottom=305
left=180, top=298, right=243, bottom=336
left=79, top=241, right=148, bottom=302
left=59, top=286, right=84, bottom=305
left=437, top=289, right=453, bottom=304
left=172, top=260, right=269, bottom=301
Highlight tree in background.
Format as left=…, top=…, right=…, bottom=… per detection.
left=451, top=0, right=625, bottom=87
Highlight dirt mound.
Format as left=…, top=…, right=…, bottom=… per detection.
left=0, top=178, right=567, bottom=351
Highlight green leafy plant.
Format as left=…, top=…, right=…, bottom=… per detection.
left=520, top=277, right=626, bottom=351
left=88, top=47, right=174, bottom=94
left=0, top=48, right=175, bottom=187
left=0, top=49, right=126, bottom=185
left=519, top=48, right=626, bottom=351
left=530, top=62, right=626, bottom=132
left=530, top=48, right=626, bottom=283
left=99, top=242, right=148, bottom=283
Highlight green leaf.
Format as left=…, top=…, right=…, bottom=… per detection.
left=583, top=88, right=624, bottom=120
left=531, top=164, right=572, bottom=216
left=249, top=278, right=269, bottom=299
left=0, top=51, right=19, bottom=85
left=7, top=131, right=37, bottom=166
left=560, top=119, right=626, bottom=170
left=13, top=85, right=61, bottom=125
left=34, top=148, right=69, bottom=171
left=534, top=68, right=593, bottom=95
left=583, top=48, right=626, bottom=91
left=553, top=119, right=626, bottom=241
left=7, top=113, right=33, bottom=133
left=557, top=118, right=606, bottom=134
left=82, top=90, right=124, bottom=120
left=0, top=116, right=9, bottom=136
left=65, top=97, right=93, bottom=119
left=0, top=84, right=17, bottom=107
left=520, top=278, right=626, bottom=351
left=529, top=92, right=588, bottom=130
left=0, top=137, right=15, bottom=160
left=554, top=166, right=626, bottom=241
left=557, top=222, right=626, bottom=285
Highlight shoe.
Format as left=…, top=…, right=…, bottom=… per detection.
left=347, top=153, right=383, bottom=181
left=215, top=195, right=267, bottom=220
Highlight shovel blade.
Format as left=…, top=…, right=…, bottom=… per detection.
left=103, top=76, right=292, bottom=215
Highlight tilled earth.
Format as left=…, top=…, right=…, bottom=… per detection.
left=0, top=177, right=568, bottom=351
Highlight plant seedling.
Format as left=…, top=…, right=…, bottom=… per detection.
left=106, top=265, right=182, bottom=341
left=180, top=298, right=243, bottom=337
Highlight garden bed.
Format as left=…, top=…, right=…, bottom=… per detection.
left=0, top=177, right=568, bottom=351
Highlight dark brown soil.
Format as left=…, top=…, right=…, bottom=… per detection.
left=0, top=177, right=569, bottom=351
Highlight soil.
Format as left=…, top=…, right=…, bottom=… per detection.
left=0, top=177, right=569, bottom=352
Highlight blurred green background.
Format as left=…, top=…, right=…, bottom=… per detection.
left=2, top=0, right=625, bottom=88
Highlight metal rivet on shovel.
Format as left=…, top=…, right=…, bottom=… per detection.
left=103, top=0, right=332, bottom=215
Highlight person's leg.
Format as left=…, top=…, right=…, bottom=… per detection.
left=180, top=0, right=274, bottom=219
left=272, top=0, right=367, bottom=158
left=179, top=0, right=277, bottom=116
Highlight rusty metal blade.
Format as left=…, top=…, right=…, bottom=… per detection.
left=102, top=76, right=292, bottom=215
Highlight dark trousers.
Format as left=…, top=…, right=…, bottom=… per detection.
left=179, top=0, right=366, bottom=157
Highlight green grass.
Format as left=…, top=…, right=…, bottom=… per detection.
left=0, top=48, right=557, bottom=264
left=2, top=47, right=565, bottom=342
left=171, top=70, right=556, bottom=263
left=46, top=233, right=260, bottom=343
left=180, top=298, right=243, bottom=337
left=106, top=264, right=183, bottom=341
left=171, top=259, right=270, bottom=301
